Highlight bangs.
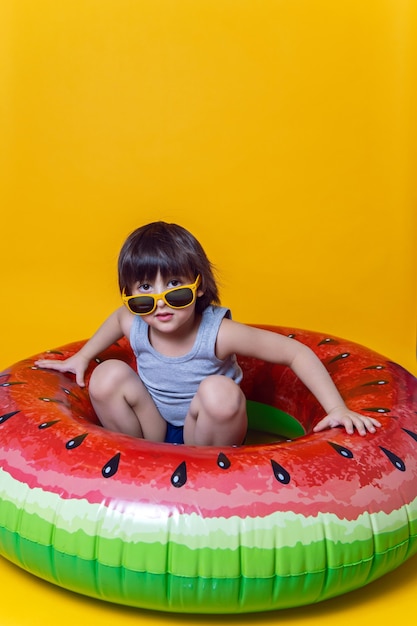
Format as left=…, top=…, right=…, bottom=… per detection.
left=125, top=249, right=195, bottom=287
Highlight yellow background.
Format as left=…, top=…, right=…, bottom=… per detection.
left=0, top=1, right=416, bottom=625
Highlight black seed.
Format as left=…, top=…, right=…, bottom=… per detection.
left=0, top=411, right=20, bottom=424
left=363, top=365, right=385, bottom=371
left=362, top=407, right=391, bottom=414
left=318, top=338, right=338, bottom=346
left=217, top=453, right=231, bottom=470
left=328, top=442, right=354, bottom=458
left=171, top=461, right=187, bottom=488
left=402, top=428, right=417, bottom=444
left=102, top=453, right=121, bottom=478
left=61, top=387, right=79, bottom=398
left=0, top=382, right=25, bottom=387
left=380, top=447, right=406, bottom=472
left=66, top=433, right=88, bottom=449
left=328, top=352, right=350, bottom=364
left=38, top=420, right=60, bottom=429
left=271, top=459, right=290, bottom=484
left=360, top=380, right=389, bottom=387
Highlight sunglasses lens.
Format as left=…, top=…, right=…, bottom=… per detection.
left=165, top=287, right=194, bottom=308
left=127, top=296, right=155, bottom=315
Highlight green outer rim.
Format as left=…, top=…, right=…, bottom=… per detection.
left=0, top=524, right=415, bottom=614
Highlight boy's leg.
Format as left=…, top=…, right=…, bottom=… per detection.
left=88, top=359, right=167, bottom=441
left=183, top=375, right=247, bottom=446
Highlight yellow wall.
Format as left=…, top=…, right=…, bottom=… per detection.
left=1, top=0, right=416, bottom=373
left=0, top=1, right=416, bottom=625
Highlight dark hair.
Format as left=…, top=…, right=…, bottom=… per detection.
left=118, top=221, right=219, bottom=313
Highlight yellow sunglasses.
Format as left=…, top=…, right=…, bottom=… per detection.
left=122, top=275, right=201, bottom=316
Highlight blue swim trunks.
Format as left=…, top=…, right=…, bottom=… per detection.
left=165, top=422, right=184, bottom=444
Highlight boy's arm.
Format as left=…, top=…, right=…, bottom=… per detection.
left=35, top=307, right=132, bottom=387
left=288, top=345, right=380, bottom=434
left=217, top=319, right=381, bottom=435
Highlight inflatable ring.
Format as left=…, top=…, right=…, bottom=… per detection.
left=0, top=325, right=417, bottom=614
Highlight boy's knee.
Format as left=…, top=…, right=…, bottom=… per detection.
left=198, top=376, right=244, bottom=422
left=89, top=359, right=127, bottom=399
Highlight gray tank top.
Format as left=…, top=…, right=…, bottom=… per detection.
left=130, top=305, right=243, bottom=426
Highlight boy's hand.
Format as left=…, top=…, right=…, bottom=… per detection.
left=313, top=406, right=382, bottom=436
left=34, top=353, right=90, bottom=387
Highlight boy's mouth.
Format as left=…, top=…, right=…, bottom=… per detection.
left=155, top=311, right=173, bottom=320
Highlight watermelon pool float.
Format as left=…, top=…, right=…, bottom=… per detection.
left=0, top=325, right=416, bottom=613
